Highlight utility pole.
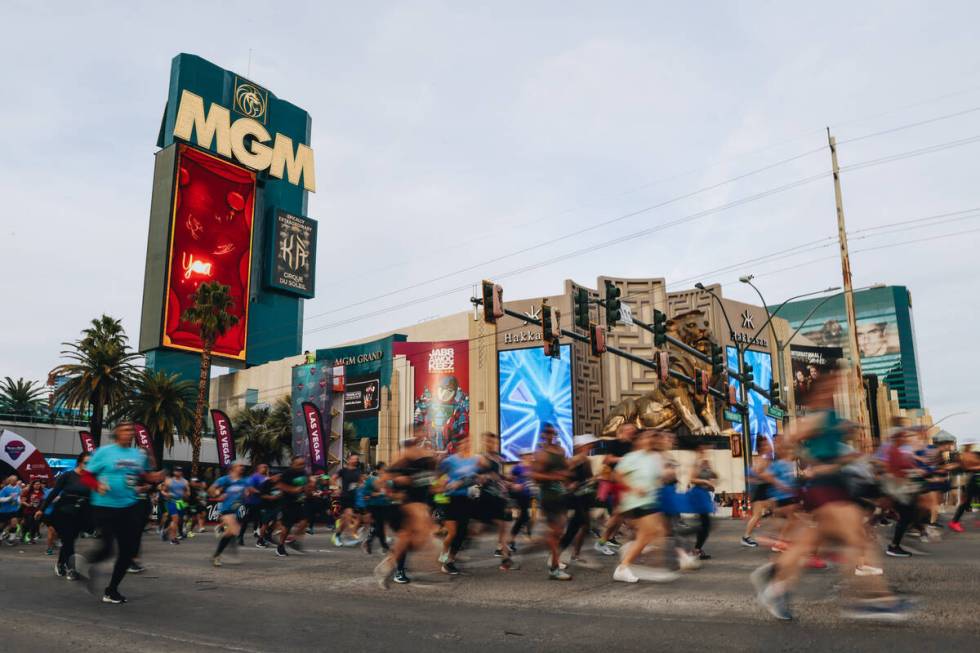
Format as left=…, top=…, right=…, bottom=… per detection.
left=827, top=128, right=871, bottom=451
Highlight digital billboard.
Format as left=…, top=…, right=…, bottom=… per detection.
left=343, top=376, right=381, bottom=417
left=267, top=210, right=317, bottom=298
left=727, top=346, right=776, bottom=453
left=789, top=345, right=844, bottom=414
left=498, top=344, right=573, bottom=461
left=394, top=341, right=470, bottom=452
left=161, top=145, right=254, bottom=360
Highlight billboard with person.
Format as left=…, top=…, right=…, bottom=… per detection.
left=393, top=341, right=470, bottom=453
left=789, top=345, right=845, bottom=414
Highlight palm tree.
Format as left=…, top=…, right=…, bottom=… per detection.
left=232, top=396, right=293, bottom=466
left=0, top=377, right=47, bottom=418
left=51, top=315, right=140, bottom=445
left=114, top=370, right=196, bottom=468
left=181, top=281, right=239, bottom=477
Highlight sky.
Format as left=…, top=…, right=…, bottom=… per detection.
left=2, top=1, right=978, bottom=439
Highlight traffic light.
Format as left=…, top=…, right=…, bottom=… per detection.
left=710, top=343, right=724, bottom=376
left=604, top=281, right=621, bottom=329
left=727, top=381, right=738, bottom=406
left=589, top=323, right=606, bottom=355
left=541, top=301, right=561, bottom=359
left=653, top=309, right=668, bottom=347
left=770, top=379, right=781, bottom=405
left=574, top=287, right=590, bottom=331
left=743, top=363, right=754, bottom=387
left=481, top=280, right=503, bottom=323
left=694, top=369, right=710, bottom=395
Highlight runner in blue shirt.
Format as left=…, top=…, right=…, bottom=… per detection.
left=73, top=424, right=163, bottom=604
left=0, top=476, right=22, bottom=545
left=209, top=460, right=251, bottom=567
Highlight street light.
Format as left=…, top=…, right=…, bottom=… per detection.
left=694, top=282, right=752, bottom=496
left=932, top=411, right=969, bottom=428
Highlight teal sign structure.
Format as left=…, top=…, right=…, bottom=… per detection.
left=139, top=53, right=317, bottom=383
left=317, top=335, right=406, bottom=440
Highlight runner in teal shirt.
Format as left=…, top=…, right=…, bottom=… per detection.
left=87, top=443, right=149, bottom=509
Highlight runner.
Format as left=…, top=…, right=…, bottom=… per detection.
left=531, top=424, right=572, bottom=580
left=162, top=466, right=189, bottom=545
left=239, top=463, right=268, bottom=546
left=0, top=476, right=23, bottom=545
left=688, top=442, right=718, bottom=560
left=742, top=437, right=777, bottom=547
left=21, top=480, right=45, bottom=544
left=255, top=471, right=283, bottom=548
left=276, top=455, right=310, bottom=557
left=362, top=462, right=391, bottom=555
left=210, top=460, right=251, bottom=567
left=750, top=370, right=913, bottom=622
left=333, top=454, right=363, bottom=546
left=595, top=423, right=638, bottom=555
left=949, top=443, right=979, bottom=532
left=507, top=450, right=534, bottom=551
left=475, top=432, right=515, bottom=570
left=439, top=433, right=479, bottom=575
left=558, top=434, right=599, bottom=566
left=613, top=429, right=677, bottom=584
left=72, top=423, right=163, bottom=604
left=374, top=435, right=438, bottom=587
left=42, top=452, right=94, bottom=579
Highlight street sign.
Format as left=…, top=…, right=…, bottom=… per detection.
left=724, top=409, right=742, bottom=423
left=620, top=303, right=634, bottom=326
left=766, top=405, right=787, bottom=420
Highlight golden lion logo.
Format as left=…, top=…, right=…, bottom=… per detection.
left=233, top=78, right=267, bottom=122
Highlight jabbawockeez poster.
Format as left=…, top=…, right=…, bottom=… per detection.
left=393, top=341, right=470, bottom=453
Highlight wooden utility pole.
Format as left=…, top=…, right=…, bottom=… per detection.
left=827, top=128, right=872, bottom=451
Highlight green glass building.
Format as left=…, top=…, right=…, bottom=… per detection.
left=776, top=285, right=922, bottom=409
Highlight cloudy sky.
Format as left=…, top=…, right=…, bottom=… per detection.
left=3, top=1, right=978, bottom=438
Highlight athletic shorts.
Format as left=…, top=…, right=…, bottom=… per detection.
left=166, top=502, right=184, bottom=517
left=0, top=513, right=16, bottom=525
left=775, top=497, right=799, bottom=508
left=339, top=495, right=356, bottom=511
left=539, top=498, right=567, bottom=524
left=750, top=483, right=771, bottom=503
left=622, top=505, right=659, bottom=520
left=445, top=495, right=473, bottom=522
left=281, top=503, right=305, bottom=527
left=477, top=494, right=511, bottom=523
left=800, top=474, right=852, bottom=512
left=260, top=507, right=280, bottom=524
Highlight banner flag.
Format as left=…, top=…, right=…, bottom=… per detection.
left=132, top=422, right=157, bottom=468
left=301, top=401, right=326, bottom=470
left=209, top=409, right=235, bottom=470
left=79, top=431, right=96, bottom=454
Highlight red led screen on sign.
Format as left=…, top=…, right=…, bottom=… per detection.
left=162, top=145, right=255, bottom=360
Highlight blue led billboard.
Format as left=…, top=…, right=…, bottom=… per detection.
left=727, top=346, right=777, bottom=452
left=498, top=344, right=573, bottom=461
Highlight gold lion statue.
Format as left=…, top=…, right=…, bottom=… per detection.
left=602, top=309, right=724, bottom=437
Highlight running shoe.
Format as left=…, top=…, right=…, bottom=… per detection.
left=127, top=563, right=146, bottom=574
left=805, top=556, right=829, bottom=570
left=607, top=538, right=623, bottom=548
left=593, top=541, right=617, bottom=556
left=255, top=539, right=269, bottom=549
left=331, top=533, right=342, bottom=547
left=613, top=565, right=639, bottom=583
left=46, top=547, right=55, bottom=556
left=65, top=569, right=80, bottom=581
left=499, top=558, right=515, bottom=571
left=275, top=544, right=289, bottom=557
left=548, top=567, right=572, bottom=581
left=695, top=549, right=712, bottom=561
left=54, top=562, right=67, bottom=577
left=741, top=536, right=759, bottom=548
left=854, top=565, right=883, bottom=576
left=212, top=556, right=222, bottom=567
left=770, top=541, right=788, bottom=553
left=493, top=548, right=504, bottom=558
left=758, top=586, right=793, bottom=621
left=948, top=521, right=964, bottom=533
left=885, top=544, right=911, bottom=558
left=640, top=568, right=680, bottom=583
left=508, top=542, right=517, bottom=554
left=393, top=570, right=411, bottom=584
left=438, top=551, right=449, bottom=564
left=841, top=597, right=915, bottom=622
left=750, top=562, right=776, bottom=597
left=170, top=539, right=180, bottom=545
left=442, top=561, right=461, bottom=575
left=677, top=550, right=702, bottom=571
left=101, top=590, right=126, bottom=604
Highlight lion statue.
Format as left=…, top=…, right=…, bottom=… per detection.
left=601, top=309, right=724, bottom=437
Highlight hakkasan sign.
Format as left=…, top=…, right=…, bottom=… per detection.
left=139, top=53, right=318, bottom=372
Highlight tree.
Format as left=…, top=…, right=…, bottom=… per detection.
left=0, top=377, right=47, bottom=418
left=51, top=315, right=140, bottom=445
left=232, top=395, right=292, bottom=466
left=181, top=282, right=239, bottom=477
left=114, top=370, right=196, bottom=468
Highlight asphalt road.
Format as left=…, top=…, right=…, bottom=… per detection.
left=0, top=517, right=976, bottom=652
